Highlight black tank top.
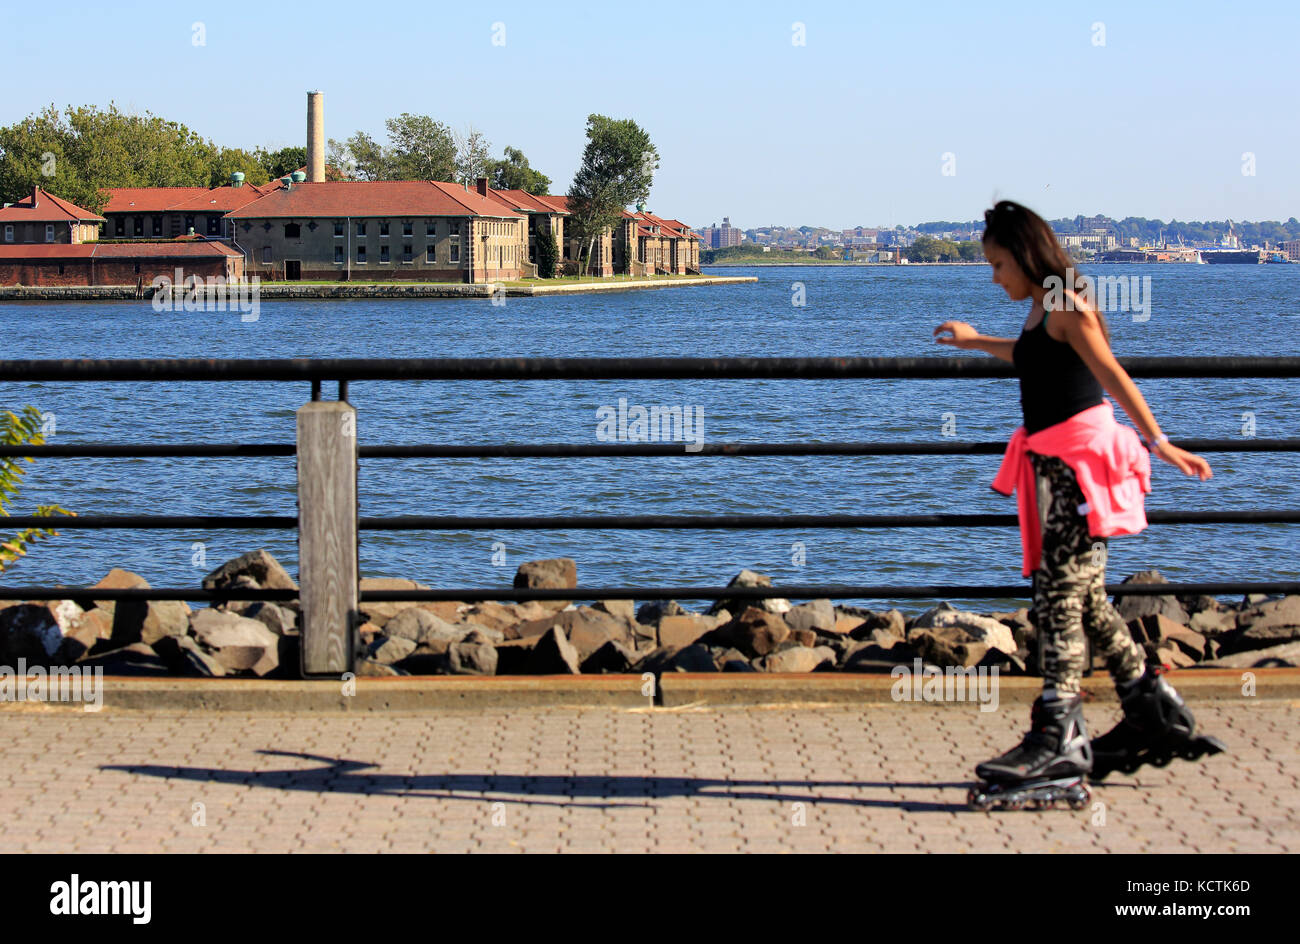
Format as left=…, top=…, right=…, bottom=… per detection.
left=1012, top=310, right=1104, bottom=434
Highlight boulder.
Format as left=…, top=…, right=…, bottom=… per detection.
left=57, top=608, right=113, bottom=664
left=358, top=578, right=429, bottom=627
left=593, top=599, right=636, bottom=622
left=494, top=636, right=541, bottom=675
left=709, top=569, right=790, bottom=617
left=580, top=640, right=638, bottom=674
left=241, top=601, right=296, bottom=637
left=202, top=550, right=298, bottom=609
left=635, top=600, right=685, bottom=625
left=906, top=626, right=991, bottom=668
left=658, top=612, right=722, bottom=649
left=1227, top=596, right=1300, bottom=653
left=788, top=628, right=818, bottom=648
left=419, top=600, right=468, bottom=624
left=529, top=625, right=581, bottom=674
left=513, top=558, right=578, bottom=611
left=759, top=646, right=836, bottom=673
left=77, top=642, right=171, bottom=676
left=357, top=658, right=403, bottom=677
left=1113, top=570, right=1190, bottom=624
left=367, top=634, right=418, bottom=665
left=0, top=601, right=80, bottom=666
left=911, top=602, right=1017, bottom=655
left=152, top=635, right=227, bottom=677
left=447, top=630, right=498, bottom=676
left=385, top=608, right=463, bottom=646
left=785, top=599, right=835, bottom=634
left=190, top=609, right=280, bottom=675
left=708, top=606, right=790, bottom=658
left=393, top=647, right=449, bottom=675
left=664, top=644, right=718, bottom=673
left=1198, top=640, right=1300, bottom=668
left=1132, top=614, right=1205, bottom=660
left=1189, top=608, right=1238, bottom=638
left=553, top=607, right=633, bottom=662
left=847, top=609, right=907, bottom=641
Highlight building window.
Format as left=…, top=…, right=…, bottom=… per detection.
left=134, top=263, right=141, bottom=273
left=262, top=247, right=271, bottom=264
left=450, top=243, right=459, bottom=263
left=402, top=221, right=412, bottom=236
left=114, top=218, right=125, bottom=237
left=356, top=221, right=366, bottom=237
left=45, top=224, right=55, bottom=242
left=335, top=246, right=343, bottom=264
left=208, top=216, right=221, bottom=236
left=426, top=221, right=436, bottom=236
left=284, top=222, right=301, bottom=238
left=426, top=246, right=436, bottom=263
left=334, top=221, right=344, bottom=237
left=379, top=221, right=389, bottom=237
left=529, top=244, right=536, bottom=262
left=2, top=225, right=10, bottom=242
left=380, top=245, right=390, bottom=263
left=357, top=246, right=366, bottom=263
left=134, top=216, right=144, bottom=236
left=402, top=244, right=412, bottom=262
left=58, top=264, right=65, bottom=275
left=153, top=216, right=164, bottom=236
left=449, top=221, right=460, bottom=236
left=184, top=215, right=195, bottom=233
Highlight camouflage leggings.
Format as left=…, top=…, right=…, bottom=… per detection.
left=1030, top=452, right=1146, bottom=696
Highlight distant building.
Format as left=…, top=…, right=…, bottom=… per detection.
left=1282, top=239, right=1300, bottom=262
left=0, top=187, right=103, bottom=245
left=698, top=216, right=743, bottom=249
left=0, top=241, right=243, bottom=286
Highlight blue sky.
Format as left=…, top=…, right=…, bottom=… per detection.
left=4, top=0, right=1296, bottom=229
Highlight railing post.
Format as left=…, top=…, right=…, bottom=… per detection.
left=296, top=399, right=358, bottom=676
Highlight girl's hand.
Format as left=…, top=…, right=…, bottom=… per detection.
left=934, top=321, right=978, bottom=348
left=1154, top=441, right=1213, bottom=481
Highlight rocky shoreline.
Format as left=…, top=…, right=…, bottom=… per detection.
left=2, top=549, right=1297, bottom=679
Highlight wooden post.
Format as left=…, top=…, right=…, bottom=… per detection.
left=296, top=400, right=358, bottom=676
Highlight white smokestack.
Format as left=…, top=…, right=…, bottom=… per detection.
left=307, top=91, right=325, bottom=183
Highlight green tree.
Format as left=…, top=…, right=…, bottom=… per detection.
left=488, top=146, right=552, bottom=194
left=327, top=131, right=392, bottom=181
left=255, top=145, right=307, bottom=180
left=1, top=407, right=74, bottom=575
left=535, top=225, right=558, bottom=278
left=453, top=124, right=492, bottom=185
left=205, top=146, right=270, bottom=188
left=385, top=113, right=456, bottom=181
left=566, top=114, right=657, bottom=275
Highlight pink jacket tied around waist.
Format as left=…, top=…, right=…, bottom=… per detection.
left=991, top=400, right=1152, bottom=577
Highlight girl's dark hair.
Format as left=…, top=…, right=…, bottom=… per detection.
left=982, top=199, right=1111, bottom=344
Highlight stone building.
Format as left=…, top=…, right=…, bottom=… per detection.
left=0, top=241, right=243, bottom=286
left=0, top=187, right=103, bottom=244
left=101, top=177, right=278, bottom=239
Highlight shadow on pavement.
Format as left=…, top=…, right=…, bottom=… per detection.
left=104, top=749, right=982, bottom=812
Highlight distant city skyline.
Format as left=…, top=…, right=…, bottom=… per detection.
left=2, top=1, right=1296, bottom=229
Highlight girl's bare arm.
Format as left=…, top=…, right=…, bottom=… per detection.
left=934, top=321, right=1016, bottom=362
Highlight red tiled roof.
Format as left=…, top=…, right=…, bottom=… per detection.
left=0, top=242, right=239, bottom=260
left=164, top=183, right=277, bottom=214
left=224, top=180, right=526, bottom=220
left=532, top=194, right=570, bottom=213
left=99, top=187, right=213, bottom=214
left=0, top=188, right=104, bottom=222
left=485, top=188, right=567, bottom=215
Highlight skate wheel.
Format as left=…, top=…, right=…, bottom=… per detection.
left=968, top=787, right=993, bottom=812
left=1003, top=797, right=1026, bottom=811
left=1179, top=746, right=1201, bottom=761
left=1120, top=757, right=1140, bottom=774
left=1151, top=753, right=1172, bottom=768
left=1068, top=785, right=1091, bottom=811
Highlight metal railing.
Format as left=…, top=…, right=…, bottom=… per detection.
left=2, top=356, right=1298, bottom=675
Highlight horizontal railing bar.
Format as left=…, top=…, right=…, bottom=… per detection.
left=3, top=356, right=1300, bottom=382
left=0, top=582, right=1295, bottom=602
left=7, top=511, right=1300, bottom=530
left=5, top=438, right=1298, bottom=460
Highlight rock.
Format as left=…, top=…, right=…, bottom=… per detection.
left=554, top=607, right=633, bottom=662
left=631, top=646, right=681, bottom=675
left=709, top=569, right=790, bottom=616
left=529, top=625, right=581, bottom=674
left=713, top=646, right=752, bottom=670
left=1113, top=570, right=1190, bottom=624
left=1228, top=595, right=1300, bottom=652
left=152, top=635, right=227, bottom=677
left=203, top=549, right=298, bottom=602
left=788, top=627, right=817, bottom=648
left=241, top=601, right=296, bottom=636
left=580, top=640, right=638, bottom=674
left=357, top=658, right=403, bottom=676
left=57, top=608, right=113, bottom=663
left=447, top=630, right=498, bottom=675
left=635, top=600, right=685, bottom=625
left=367, top=634, right=418, bottom=665
left=513, top=558, right=578, bottom=611
left=1198, top=640, right=1300, bottom=668
left=990, top=609, right=1035, bottom=650
left=833, top=614, right=866, bottom=635
left=77, top=642, right=171, bottom=676
left=594, top=599, right=636, bottom=622
left=907, top=627, right=990, bottom=668
left=1158, top=624, right=1207, bottom=661
left=658, top=613, right=721, bottom=649
left=709, top=606, right=790, bottom=658
left=760, top=646, right=836, bottom=673
left=1, top=602, right=79, bottom=666
left=494, top=636, right=541, bottom=675
left=459, top=601, right=523, bottom=633
left=1189, top=608, right=1238, bottom=637
left=358, top=577, right=430, bottom=627
left=86, top=569, right=191, bottom=648
left=722, top=656, right=758, bottom=672
left=785, top=599, right=835, bottom=634
left=394, top=648, right=449, bottom=675
left=663, top=644, right=717, bottom=672
left=418, top=600, right=468, bottom=623
left=189, top=609, right=280, bottom=675
left=1154, top=643, right=1196, bottom=669
left=848, top=609, right=907, bottom=641
left=911, top=602, right=1018, bottom=655
left=386, top=607, right=459, bottom=645
left=357, top=621, right=383, bottom=647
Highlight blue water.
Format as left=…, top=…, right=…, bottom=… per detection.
left=2, top=263, right=1297, bottom=611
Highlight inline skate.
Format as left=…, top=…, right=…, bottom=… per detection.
left=1089, top=664, right=1226, bottom=781
left=969, top=693, right=1093, bottom=811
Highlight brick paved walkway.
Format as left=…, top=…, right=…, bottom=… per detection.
left=1, top=700, right=1295, bottom=853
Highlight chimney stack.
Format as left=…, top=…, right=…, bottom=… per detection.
left=307, top=91, right=325, bottom=183
left=475, top=177, right=489, bottom=197
left=32, top=185, right=39, bottom=207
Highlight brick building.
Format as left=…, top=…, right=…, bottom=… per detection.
left=101, top=177, right=279, bottom=240
left=0, top=241, right=243, bottom=287
left=616, top=208, right=700, bottom=275
left=0, top=187, right=103, bottom=245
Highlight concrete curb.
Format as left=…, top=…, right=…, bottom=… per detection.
left=1, top=667, right=1294, bottom=713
